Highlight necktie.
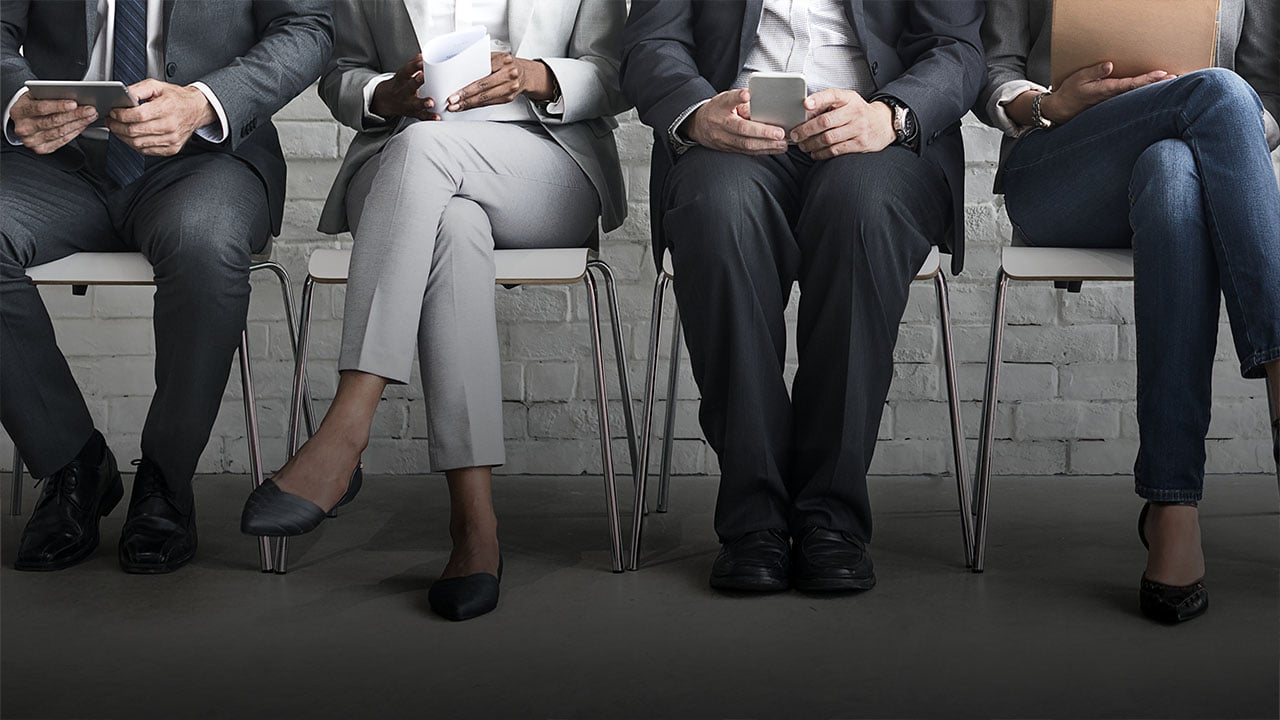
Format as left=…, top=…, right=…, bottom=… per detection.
left=106, top=0, right=148, bottom=188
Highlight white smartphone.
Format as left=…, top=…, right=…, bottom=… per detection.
left=24, top=81, right=138, bottom=125
left=748, top=72, right=807, bottom=134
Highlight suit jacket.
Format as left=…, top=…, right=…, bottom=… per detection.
left=621, top=0, right=987, bottom=274
left=318, top=0, right=630, bottom=235
left=976, top=0, right=1280, bottom=180
left=0, top=0, right=335, bottom=236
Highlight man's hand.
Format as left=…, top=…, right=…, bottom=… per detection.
left=683, top=89, right=788, bottom=155
left=791, top=89, right=895, bottom=159
left=105, top=79, right=216, bottom=156
left=1039, top=61, right=1172, bottom=124
left=10, top=94, right=98, bottom=154
left=370, top=55, right=439, bottom=121
left=447, top=53, right=555, bottom=113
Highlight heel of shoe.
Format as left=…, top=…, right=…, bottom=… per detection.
left=328, top=463, right=363, bottom=517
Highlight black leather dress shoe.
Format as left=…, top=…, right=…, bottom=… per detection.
left=709, top=529, right=790, bottom=592
left=429, top=555, right=503, bottom=621
left=15, top=431, right=123, bottom=571
left=792, top=527, right=876, bottom=592
left=118, top=458, right=197, bottom=574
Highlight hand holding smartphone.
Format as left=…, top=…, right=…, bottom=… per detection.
left=748, top=72, right=807, bottom=136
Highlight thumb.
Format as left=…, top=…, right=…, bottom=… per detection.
left=128, top=78, right=164, bottom=102
left=1092, top=61, right=1115, bottom=80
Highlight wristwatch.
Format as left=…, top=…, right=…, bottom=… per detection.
left=1031, top=90, right=1054, bottom=129
left=875, top=95, right=919, bottom=149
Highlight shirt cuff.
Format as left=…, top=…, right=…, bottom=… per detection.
left=189, top=82, right=229, bottom=143
left=669, top=99, right=711, bottom=153
left=4, top=87, right=30, bottom=146
left=1264, top=110, right=1279, bottom=152
left=362, top=73, right=396, bottom=125
left=989, top=79, right=1050, bottom=139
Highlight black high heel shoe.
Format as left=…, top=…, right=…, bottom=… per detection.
left=1137, top=502, right=1208, bottom=624
left=240, top=463, right=363, bottom=537
left=429, top=554, right=503, bottom=622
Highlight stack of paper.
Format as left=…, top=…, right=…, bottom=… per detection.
left=418, top=26, right=493, bottom=120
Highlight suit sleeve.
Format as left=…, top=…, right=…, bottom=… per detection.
left=195, top=0, right=334, bottom=150
left=972, top=0, right=1039, bottom=130
left=873, top=0, right=986, bottom=154
left=535, top=0, right=630, bottom=124
left=317, top=0, right=391, bottom=133
left=1, top=0, right=38, bottom=112
left=621, top=0, right=716, bottom=158
left=1236, top=0, right=1279, bottom=150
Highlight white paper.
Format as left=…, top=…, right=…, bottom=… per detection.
left=418, top=26, right=492, bottom=120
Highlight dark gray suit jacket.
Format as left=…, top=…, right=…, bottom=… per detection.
left=0, top=0, right=334, bottom=235
left=621, top=0, right=986, bottom=273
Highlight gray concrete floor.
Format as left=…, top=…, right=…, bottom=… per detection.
left=1, top=473, right=1277, bottom=720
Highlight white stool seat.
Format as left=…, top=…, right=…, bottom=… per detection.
left=660, top=246, right=944, bottom=281
left=1002, top=247, right=1134, bottom=282
left=308, top=247, right=591, bottom=285
left=26, top=252, right=155, bottom=286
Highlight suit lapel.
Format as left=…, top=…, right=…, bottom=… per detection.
left=163, top=0, right=177, bottom=30
left=738, top=0, right=764, bottom=71
left=508, top=0, right=535, bottom=52
left=84, top=0, right=99, bottom=58
left=843, top=0, right=869, bottom=50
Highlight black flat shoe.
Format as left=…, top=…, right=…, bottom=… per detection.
left=1140, top=576, right=1209, bottom=624
left=15, top=431, right=123, bottom=571
left=709, top=529, right=790, bottom=593
left=429, top=555, right=503, bottom=622
left=119, top=458, right=197, bottom=574
left=240, top=463, right=363, bottom=537
left=792, top=526, right=876, bottom=593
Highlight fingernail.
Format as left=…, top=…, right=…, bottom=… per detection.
left=448, top=95, right=459, bottom=104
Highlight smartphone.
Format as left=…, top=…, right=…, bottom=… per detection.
left=748, top=72, right=807, bottom=134
left=24, top=81, right=138, bottom=126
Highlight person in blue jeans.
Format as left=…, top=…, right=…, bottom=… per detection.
left=976, top=0, right=1280, bottom=624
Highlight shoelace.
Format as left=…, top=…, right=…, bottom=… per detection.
left=33, top=463, right=81, bottom=506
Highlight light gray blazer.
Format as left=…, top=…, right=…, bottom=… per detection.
left=975, top=0, right=1280, bottom=173
left=317, top=0, right=630, bottom=235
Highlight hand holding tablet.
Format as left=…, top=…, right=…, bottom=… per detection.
left=24, top=81, right=139, bottom=124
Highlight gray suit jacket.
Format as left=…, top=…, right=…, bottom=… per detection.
left=0, top=0, right=335, bottom=235
left=621, top=0, right=986, bottom=274
left=317, top=0, right=630, bottom=235
left=975, top=0, right=1280, bottom=177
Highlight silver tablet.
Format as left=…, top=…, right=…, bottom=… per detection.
left=24, top=81, right=138, bottom=124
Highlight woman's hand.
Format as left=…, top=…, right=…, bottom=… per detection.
left=1038, top=61, right=1173, bottom=124
left=370, top=54, right=440, bottom=121
left=447, top=53, right=556, bottom=113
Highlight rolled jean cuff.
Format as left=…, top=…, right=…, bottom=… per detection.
left=1241, top=346, right=1280, bottom=380
left=1134, top=482, right=1203, bottom=504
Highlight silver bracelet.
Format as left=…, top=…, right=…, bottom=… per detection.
left=1031, top=90, right=1054, bottom=129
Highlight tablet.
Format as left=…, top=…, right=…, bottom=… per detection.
left=24, top=81, right=138, bottom=124
left=1049, top=0, right=1219, bottom=89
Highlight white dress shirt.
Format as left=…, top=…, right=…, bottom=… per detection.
left=4, top=0, right=230, bottom=146
left=363, top=0, right=552, bottom=125
left=671, top=0, right=876, bottom=148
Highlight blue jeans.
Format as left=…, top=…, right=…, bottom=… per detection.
left=1001, top=69, right=1280, bottom=503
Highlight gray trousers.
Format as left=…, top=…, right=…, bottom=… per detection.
left=0, top=143, right=269, bottom=503
left=341, top=121, right=599, bottom=472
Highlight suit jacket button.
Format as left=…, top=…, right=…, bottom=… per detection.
left=166, top=62, right=177, bottom=78
left=871, top=61, right=879, bottom=75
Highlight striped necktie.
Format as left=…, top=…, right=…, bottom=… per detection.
left=106, top=0, right=148, bottom=188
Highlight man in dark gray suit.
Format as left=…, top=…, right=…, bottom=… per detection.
left=0, top=0, right=332, bottom=574
left=622, top=0, right=984, bottom=593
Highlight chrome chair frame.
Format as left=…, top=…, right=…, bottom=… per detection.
left=8, top=257, right=313, bottom=574
left=626, top=249, right=974, bottom=571
left=272, top=249, right=636, bottom=574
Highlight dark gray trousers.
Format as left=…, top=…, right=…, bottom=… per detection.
left=0, top=143, right=269, bottom=505
left=662, top=145, right=948, bottom=543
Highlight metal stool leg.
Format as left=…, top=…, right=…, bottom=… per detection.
left=588, top=260, right=639, bottom=472
left=972, top=269, right=1010, bottom=573
left=1268, top=373, right=1278, bottom=493
left=628, top=272, right=670, bottom=570
left=584, top=271, right=624, bottom=572
left=237, top=329, right=274, bottom=573
left=10, top=448, right=23, bottom=516
left=935, top=272, right=974, bottom=566
left=656, top=308, right=681, bottom=513
left=273, top=275, right=317, bottom=575
left=253, top=261, right=316, bottom=438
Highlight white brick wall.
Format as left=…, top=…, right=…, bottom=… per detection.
left=5, top=88, right=1279, bottom=480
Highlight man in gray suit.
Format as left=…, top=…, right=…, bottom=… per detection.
left=0, top=0, right=333, bottom=574
left=622, top=0, right=984, bottom=593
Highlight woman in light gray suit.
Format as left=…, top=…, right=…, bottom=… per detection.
left=975, top=0, right=1280, bottom=624
left=241, top=0, right=629, bottom=621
